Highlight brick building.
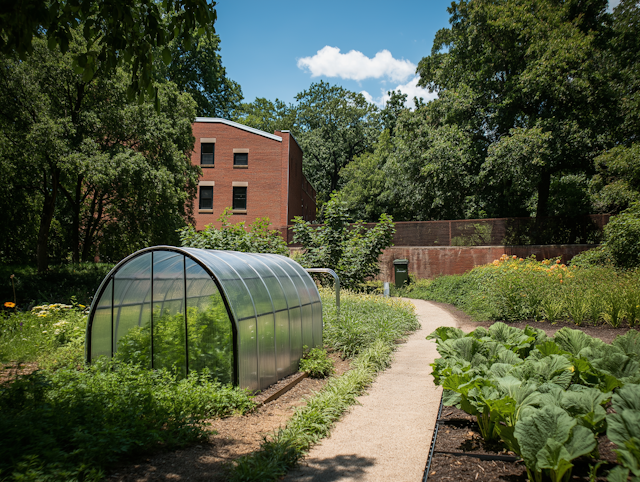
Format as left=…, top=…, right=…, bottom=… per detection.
left=191, top=118, right=316, bottom=231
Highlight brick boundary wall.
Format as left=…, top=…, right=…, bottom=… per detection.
left=290, top=244, right=597, bottom=283
left=283, top=214, right=610, bottom=247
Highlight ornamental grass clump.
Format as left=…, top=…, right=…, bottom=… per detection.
left=429, top=324, right=640, bottom=481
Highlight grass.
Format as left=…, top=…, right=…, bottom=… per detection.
left=228, top=289, right=418, bottom=481
left=394, top=254, right=640, bottom=327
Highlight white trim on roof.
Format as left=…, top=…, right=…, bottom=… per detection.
left=195, top=117, right=282, bottom=142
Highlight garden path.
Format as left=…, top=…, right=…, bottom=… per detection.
left=284, top=299, right=458, bottom=482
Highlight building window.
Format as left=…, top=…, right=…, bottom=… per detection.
left=199, top=186, right=213, bottom=210
left=201, top=143, right=214, bottom=166
left=234, top=152, right=248, bottom=167
left=233, top=186, right=247, bottom=210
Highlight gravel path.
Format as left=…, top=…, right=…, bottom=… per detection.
left=284, top=299, right=458, bottom=482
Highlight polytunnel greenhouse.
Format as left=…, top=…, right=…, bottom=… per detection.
left=86, top=246, right=323, bottom=391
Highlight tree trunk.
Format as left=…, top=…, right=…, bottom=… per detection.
left=536, top=170, right=551, bottom=218
left=36, top=168, right=60, bottom=273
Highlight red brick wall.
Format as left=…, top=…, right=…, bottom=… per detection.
left=377, top=245, right=597, bottom=282
left=276, top=131, right=316, bottom=223
left=192, top=122, right=286, bottom=230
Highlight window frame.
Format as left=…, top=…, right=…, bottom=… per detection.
left=201, top=143, right=215, bottom=167
left=233, top=152, right=248, bottom=168
left=232, top=186, right=247, bottom=212
left=199, top=185, right=214, bottom=210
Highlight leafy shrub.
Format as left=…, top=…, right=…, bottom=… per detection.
left=299, top=346, right=334, bottom=378
left=604, top=202, right=640, bottom=269
left=291, top=193, right=395, bottom=290
left=569, top=245, right=614, bottom=268
left=179, top=208, right=288, bottom=255
left=0, top=361, right=255, bottom=479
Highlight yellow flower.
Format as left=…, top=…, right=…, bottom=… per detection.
left=568, top=366, right=575, bottom=372
left=4, top=302, right=15, bottom=308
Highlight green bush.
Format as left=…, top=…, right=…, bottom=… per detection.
left=569, top=245, right=614, bottom=268
left=604, top=202, right=640, bottom=269
left=0, top=303, right=88, bottom=364
left=179, top=208, right=288, bottom=255
left=0, top=264, right=114, bottom=308
left=299, top=346, right=334, bottom=378
left=400, top=255, right=640, bottom=326
left=291, top=193, right=395, bottom=290
left=0, top=361, right=256, bottom=479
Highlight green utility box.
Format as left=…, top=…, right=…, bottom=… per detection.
left=393, top=259, right=409, bottom=288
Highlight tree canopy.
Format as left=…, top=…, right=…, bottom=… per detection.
left=0, top=33, right=199, bottom=271
left=0, top=0, right=217, bottom=100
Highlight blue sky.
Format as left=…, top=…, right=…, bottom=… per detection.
left=214, top=0, right=454, bottom=108
left=214, top=0, right=621, bottom=109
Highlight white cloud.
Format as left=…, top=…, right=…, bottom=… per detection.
left=297, top=46, right=416, bottom=82
left=360, top=90, right=375, bottom=105
left=362, top=77, right=438, bottom=109
left=608, top=0, right=620, bottom=11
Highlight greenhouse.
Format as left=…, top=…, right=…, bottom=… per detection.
left=85, top=246, right=323, bottom=391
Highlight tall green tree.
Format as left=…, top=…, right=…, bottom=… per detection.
left=0, top=34, right=199, bottom=270
left=417, top=0, right=615, bottom=218
left=155, top=32, right=243, bottom=118
left=234, top=97, right=296, bottom=133
left=294, top=81, right=380, bottom=204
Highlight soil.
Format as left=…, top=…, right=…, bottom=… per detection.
left=427, top=407, right=620, bottom=482
left=108, top=352, right=351, bottom=482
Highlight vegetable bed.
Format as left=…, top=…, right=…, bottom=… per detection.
left=426, top=323, right=640, bottom=482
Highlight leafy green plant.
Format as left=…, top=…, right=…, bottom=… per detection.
left=0, top=360, right=255, bottom=479
left=299, top=346, right=335, bottom=378
left=541, top=297, right=565, bottom=323
left=603, top=288, right=626, bottom=327
left=603, top=202, right=640, bottom=269
left=114, top=297, right=234, bottom=383
left=0, top=303, right=88, bottom=364
left=515, top=405, right=597, bottom=482
left=429, top=323, right=640, bottom=480
left=179, top=208, right=288, bottom=255
left=606, top=384, right=640, bottom=482
left=291, top=193, right=395, bottom=290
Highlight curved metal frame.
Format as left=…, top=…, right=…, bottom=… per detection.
left=85, top=246, right=239, bottom=385
left=85, top=246, right=323, bottom=391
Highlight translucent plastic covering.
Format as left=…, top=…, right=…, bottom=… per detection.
left=86, top=246, right=322, bottom=391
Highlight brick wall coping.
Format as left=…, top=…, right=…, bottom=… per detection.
left=194, top=117, right=283, bottom=142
